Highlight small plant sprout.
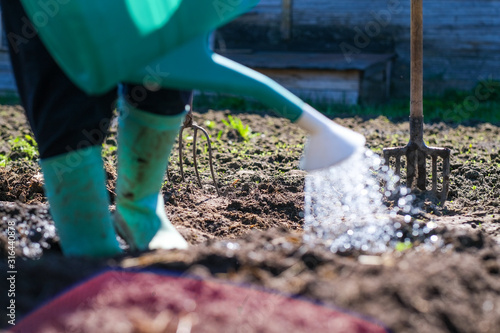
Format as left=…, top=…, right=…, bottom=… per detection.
left=102, top=145, right=117, bottom=157
left=216, top=130, right=223, bottom=141
left=204, top=120, right=216, bottom=130
left=222, top=115, right=258, bottom=141
left=0, top=154, right=8, bottom=167
left=395, top=241, right=413, bottom=252
left=8, top=135, right=38, bottom=160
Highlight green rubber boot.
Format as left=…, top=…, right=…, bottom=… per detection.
left=114, top=103, right=188, bottom=252
left=40, top=146, right=122, bottom=258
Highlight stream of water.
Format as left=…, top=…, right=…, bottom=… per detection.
left=303, top=148, right=439, bottom=254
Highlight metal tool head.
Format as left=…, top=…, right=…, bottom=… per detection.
left=174, top=107, right=220, bottom=196
left=383, top=117, right=450, bottom=202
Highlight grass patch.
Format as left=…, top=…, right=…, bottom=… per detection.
left=194, top=92, right=267, bottom=112
left=0, top=94, right=21, bottom=105
left=316, top=86, right=500, bottom=124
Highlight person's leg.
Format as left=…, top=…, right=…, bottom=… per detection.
left=1, top=0, right=121, bottom=257
left=121, top=85, right=192, bottom=117
left=114, top=85, right=192, bottom=251
left=2, top=0, right=118, bottom=159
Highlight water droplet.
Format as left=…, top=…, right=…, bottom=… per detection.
left=303, top=148, right=423, bottom=254
left=226, top=242, right=240, bottom=250
left=482, top=300, right=494, bottom=312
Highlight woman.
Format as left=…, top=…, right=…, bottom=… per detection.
left=1, top=0, right=191, bottom=257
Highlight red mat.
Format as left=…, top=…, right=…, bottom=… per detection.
left=13, top=270, right=387, bottom=333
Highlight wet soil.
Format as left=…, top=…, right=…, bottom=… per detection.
left=0, top=105, right=499, bottom=332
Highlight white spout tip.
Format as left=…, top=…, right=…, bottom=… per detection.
left=297, top=105, right=366, bottom=171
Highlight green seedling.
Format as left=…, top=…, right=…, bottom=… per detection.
left=0, top=154, right=8, bottom=167
left=216, top=130, right=223, bottom=141
left=9, top=135, right=38, bottom=160
left=204, top=120, right=216, bottom=130
left=102, top=145, right=117, bottom=157
left=395, top=241, right=413, bottom=252
left=222, top=115, right=258, bottom=141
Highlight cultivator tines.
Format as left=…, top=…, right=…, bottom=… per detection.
left=383, top=118, right=450, bottom=201
left=177, top=105, right=220, bottom=196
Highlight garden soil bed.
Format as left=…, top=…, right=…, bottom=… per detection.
left=1, top=105, right=499, bottom=332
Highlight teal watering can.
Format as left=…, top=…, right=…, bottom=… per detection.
left=20, top=0, right=365, bottom=170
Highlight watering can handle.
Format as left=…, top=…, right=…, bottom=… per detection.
left=131, top=34, right=306, bottom=122
left=410, top=0, right=423, bottom=119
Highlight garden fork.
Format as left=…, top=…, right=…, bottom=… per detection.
left=383, top=0, right=450, bottom=201
left=177, top=103, right=220, bottom=196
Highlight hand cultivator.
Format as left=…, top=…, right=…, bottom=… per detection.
left=383, top=0, right=450, bottom=201
left=177, top=104, right=220, bottom=196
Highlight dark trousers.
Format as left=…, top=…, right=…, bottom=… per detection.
left=1, top=0, right=192, bottom=159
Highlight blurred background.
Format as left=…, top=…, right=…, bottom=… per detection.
left=1, top=1, right=499, bottom=112
left=214, top=0, right=500, bottom=105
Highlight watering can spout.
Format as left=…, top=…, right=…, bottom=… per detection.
left=297, top=105, right=366, bottom=171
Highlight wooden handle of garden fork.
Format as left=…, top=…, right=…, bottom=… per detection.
left=410, top=0, right=423, bottom=118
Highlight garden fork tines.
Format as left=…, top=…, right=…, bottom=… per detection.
left=383, top=0, right=450, bottom=202
left=177, top=104, right=220, bottom=196
left=383, top=118, right=451, bottom=201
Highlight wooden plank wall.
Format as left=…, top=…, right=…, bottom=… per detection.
left=1, top=10, right=17, bottom=95
left=2, top=2, right=498, bottom=96
left=222, top=0, right=500, bottom=96
left=0, top=52, right=16, bottom=95
left=257, top=68, right=360, bottom=104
